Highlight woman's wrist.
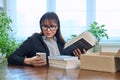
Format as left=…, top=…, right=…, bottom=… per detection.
left=24, top=58, right=32, bottom=65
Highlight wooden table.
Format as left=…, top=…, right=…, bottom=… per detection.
left=0, top=63, right=120, bottom=80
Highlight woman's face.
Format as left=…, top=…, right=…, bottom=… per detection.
left=41, top=19, right=58, bottom=40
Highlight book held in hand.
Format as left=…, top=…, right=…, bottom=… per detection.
left=64, top=31, right=97, bottom=53
left=48, top=55, right=80, bottom=69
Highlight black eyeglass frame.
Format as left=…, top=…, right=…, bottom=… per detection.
left=42, top=25, right=57, bottom=31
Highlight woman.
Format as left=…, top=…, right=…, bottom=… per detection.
left=7, top=12, right=85, bottom=66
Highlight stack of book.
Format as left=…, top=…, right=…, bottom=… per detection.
left=48, top=55, right=80, bottom=69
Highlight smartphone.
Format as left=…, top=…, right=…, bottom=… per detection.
left=36, top=52, right=47, bottom=64
left=36, top=52, right=46, bottom=59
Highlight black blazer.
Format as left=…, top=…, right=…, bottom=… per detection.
left=7, top=33, right=69, bottom=65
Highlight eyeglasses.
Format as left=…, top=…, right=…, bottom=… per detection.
left=42, top=25, right=57, bottom=31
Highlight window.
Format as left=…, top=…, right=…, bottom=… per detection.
left=16, top=0, right=46, bottom=40
left=6, top=0, right=120, bottom=43
left=7, top=0, right=46, bottom=41
left=0, top=0, right=3, bottom=7
left=56, top=0, right=86, bottom=40
left=96, top=0, right=120, bottom=42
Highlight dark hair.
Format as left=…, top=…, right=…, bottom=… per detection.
left=39, top=12, right=65, bottom=44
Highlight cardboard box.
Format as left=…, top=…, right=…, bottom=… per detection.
left=80, top=49, right=120, bottom=73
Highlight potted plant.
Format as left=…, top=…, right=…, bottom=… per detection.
left=0, top=7, right=21, bottom=63
left=88, top=21, right=109, bottom=52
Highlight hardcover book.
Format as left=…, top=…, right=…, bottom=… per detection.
left=64, top=31, right=97, bottom=53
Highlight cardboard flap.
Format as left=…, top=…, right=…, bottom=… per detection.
left=115, top=49, right=120, bottom=58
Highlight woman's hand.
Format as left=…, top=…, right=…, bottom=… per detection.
left=73, top=48, right=86, bottom=59
left=24, top=56, right=47, bottom=67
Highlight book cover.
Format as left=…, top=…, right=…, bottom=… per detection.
left=64, top=31, right=97, bottom=53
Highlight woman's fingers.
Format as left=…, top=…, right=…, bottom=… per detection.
left=83, top=49, right=86, bottom=54
left=33, top=61, right=46, bottom=67
left=30, top=56, right=47, bottom=67
left=73, top=48, right=86, bottom=59
left=73, top=48, right=81, bottom=57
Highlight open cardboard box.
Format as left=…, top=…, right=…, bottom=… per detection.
left=80, top=49, right=120, bottom=73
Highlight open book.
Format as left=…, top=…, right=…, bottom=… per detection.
left=64, top=31, right=97, bottom=53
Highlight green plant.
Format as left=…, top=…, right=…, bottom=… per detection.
left=88, top=21, right=109, bottom=42
left=0, top=8, right=21, bottom=59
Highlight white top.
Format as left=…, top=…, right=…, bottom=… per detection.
left=42, top=36, right=60, bottom=56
